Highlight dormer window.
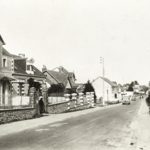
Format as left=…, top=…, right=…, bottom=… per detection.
left=2, top=58, right=7, bottom=67
left=27, top=65, right=31, bottom=71
left=26, top=65, right=34, bottom=74
left=26, top=58, right=34, bottom=75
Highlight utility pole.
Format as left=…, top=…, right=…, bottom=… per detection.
left=100, top=57, right=105, bottom=105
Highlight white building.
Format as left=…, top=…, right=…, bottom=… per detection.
left=92, top=76, right=121, bottom=103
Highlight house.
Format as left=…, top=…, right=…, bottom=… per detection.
left=0, top=35, right=46, bottom=109
left=91, top=76, right=120, bottom=103
left=12, top=56, right=46, bottom=97
left=10, top=55, right=46, bottom=107
left=0, top=35, right=14, bottom=108
left=43, top=66, right=77, bottom=95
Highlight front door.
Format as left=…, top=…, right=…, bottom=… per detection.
left=2, top=81, right=6, bottom=105
left=2, top=81, right=9, bottom=106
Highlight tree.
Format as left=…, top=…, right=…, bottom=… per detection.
left=127, top=85, right=134, bottom=91
left=27, top=78, right=42, bottom=95
left=140, top=85, right=149, bottom=93
left=127, top=81, right=139, bottom=91
left=48, top=83, right=65, bottom=95
left=83, top=80, right=97, bottom=102
left=127, top=82, right=134, bottom=91
left=134, top=81, right=139, bottom=85
left=83, top=80, right=94, bottom=93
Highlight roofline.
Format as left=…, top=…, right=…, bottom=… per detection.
left=14, top=57, right=27, bottom=60
left=44, top=70, right=61, bottom=84
left=91, top=76, right=101, bottom=83
left=92, top=76, right=118, bottom=87
left=12, top=73, right=46, bottom=79
left=0, top=35, right=5, bottom=45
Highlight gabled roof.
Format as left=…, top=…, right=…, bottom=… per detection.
left=44, top=67, right=76, bottom=87
left=46, top=70, right=68, bottom=86
left=1, top=45, right=45, bottom=79
left=92, top=76, right=118, bottom=87
left=13, top=59, right=45, bottom=78
left=2, top=47, right=12, bottom=57
left=0, top=35, right=5, bottom=45
left=14, top=64, right=45, bottom=78
left=1, top=47, right=21, bottom=58
left=101, top=77, right=117, bottom=87
left=32, top=65, right=45, bottom=78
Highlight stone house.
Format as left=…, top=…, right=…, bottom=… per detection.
left=0, top=35, right=46, bottom=109
left=0, top=35, right=48, bottom=123
left=0, top=35, right=14, bottom=108
left=11, top=56, right=46, bottom=106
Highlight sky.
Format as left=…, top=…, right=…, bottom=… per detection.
left=0, top=0, right=150, bottom=85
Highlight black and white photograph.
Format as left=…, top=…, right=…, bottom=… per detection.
left=0, top=0, right=150, bottom=149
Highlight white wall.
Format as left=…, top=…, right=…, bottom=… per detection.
left=92, top=78, right=113, bottom=102
left=48, top=97, right=65, bottom=104
left=12, top=96, right=30, bottom=106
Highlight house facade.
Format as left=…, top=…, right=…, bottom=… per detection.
left=0, top=35, right=46, bottom=109
left=0, top=35, right=14, bottom=108
left=92, top=76, right=120, bottom=103
left=11, top=56, right=46, bottom=106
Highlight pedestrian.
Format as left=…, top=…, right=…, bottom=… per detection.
left=145, top=91, right=150, bottom=114
left=39, top=97, right=45, bottom=114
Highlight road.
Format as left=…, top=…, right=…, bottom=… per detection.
left=0, top=99, right=141, bottom=150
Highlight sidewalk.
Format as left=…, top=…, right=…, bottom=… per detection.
left=131, top=98, right=150, bottom=150
left=0, top=103, right=121, bottom=138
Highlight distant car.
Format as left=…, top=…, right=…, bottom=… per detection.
left=131, top=95, right=136, bottom=101
left=122, top=96, right=131, bottom=105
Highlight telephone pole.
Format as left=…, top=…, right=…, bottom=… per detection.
left=100, top=57, right=105, bottom=105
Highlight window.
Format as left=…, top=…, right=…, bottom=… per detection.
left=27, top=65, right=33, bottom=71
left=27, top=65, right=30, bottom=70
left=2, top=58, right=7, bottom=67
left=114, top=93, right=117, bottom=99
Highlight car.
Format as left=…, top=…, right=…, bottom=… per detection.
left=131, top=95, right=136, bottom=101
left=122, top=96, right=131, bottom=105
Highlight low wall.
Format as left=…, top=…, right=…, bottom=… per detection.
left=47, top=100, right=91, bottom=114
left=47, top=101, right=69, bottom=114
left=0, top=108, right=36, bottom=124
left=48, top=96, right=65, bottom=104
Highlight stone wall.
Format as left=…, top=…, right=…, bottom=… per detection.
left=47, top=100, right=91, bottom=114
left=47, top=101, right=69, bottom=114
left=47, top=92, right=95, bottom=114
left=0, top=108, right=36, bottom=124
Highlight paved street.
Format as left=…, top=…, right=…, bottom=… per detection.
left=0, top=99, right=141, bottom=150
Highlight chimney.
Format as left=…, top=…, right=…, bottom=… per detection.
left=42, top=65, right=47, bottom=72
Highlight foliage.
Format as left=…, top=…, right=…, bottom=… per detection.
left=127, top=85, right=134, bottom=91
left=127, top=81, right=139, bottom=91
left=83, top=80, right=94, bottom=93
left=48, top=83, right=65, bottom=95
left=140, top=85, right=149, bottom=93
left=83, top=80, right=97, bottom=101
left=28, top=78, right=35, bottom=88
left=28, top=78, right=42, bottom=93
